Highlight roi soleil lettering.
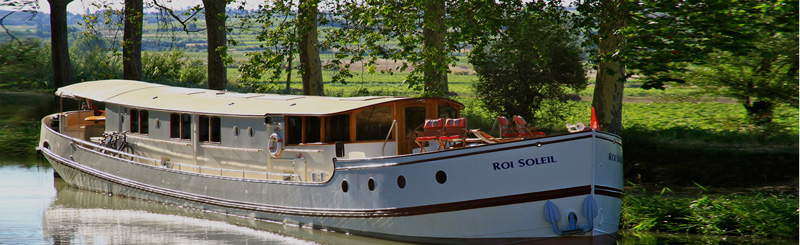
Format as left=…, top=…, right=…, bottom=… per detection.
left=492, top=156, right=557, bottom=170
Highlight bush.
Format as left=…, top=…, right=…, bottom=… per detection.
left=622, top=186, right=799, bottom=238
left=0, top=39, right=52, bottom=91
left=469, top=3, right=586, bottom=125
left=143, top=50, right=207, bottom=86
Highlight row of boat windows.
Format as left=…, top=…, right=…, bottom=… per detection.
left=128, top=103, right=457, bottom=145
left=129, top=109, right=222, bottom=143
left=284, top=106, right=394, bottom=145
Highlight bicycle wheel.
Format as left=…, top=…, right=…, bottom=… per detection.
left=119, top=143, right=134, bottom=161
left=103, top=141, right=117, bottom=156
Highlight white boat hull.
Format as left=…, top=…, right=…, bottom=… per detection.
left=39, top=118, right=623, bottom=243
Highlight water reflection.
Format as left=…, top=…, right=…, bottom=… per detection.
left=44, top=179, right=404, bottom=245
left=0, top=158, right=403, bottom=245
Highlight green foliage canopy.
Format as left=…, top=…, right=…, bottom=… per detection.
left=623, top=0, right=799, bottom=124
left=469, top=1, right=587, bottom=124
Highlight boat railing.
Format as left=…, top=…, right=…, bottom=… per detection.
left=68, top=135, right=302, bottom=182
left=382, top=120, right=397, bottom=156
left=126, top=134, right=192, bottom=146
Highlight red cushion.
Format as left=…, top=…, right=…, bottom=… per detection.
left=440, top=135, right=462, bottom=140
left=416, top=136, right=438, bottom=141
left=497, top=116, right=510, bottom=126
left=513, top=115, right=528, bottom=125
left=424, top=119, right=443, bottom=128
left=445, top=118, right=466, bottom=127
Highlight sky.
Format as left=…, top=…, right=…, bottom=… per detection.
left=24, top=0, right=576, bottom=15
left=30, top=0, right=258, bottom=15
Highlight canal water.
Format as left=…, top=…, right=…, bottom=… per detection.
left=0, top=156, right=403, bottom=245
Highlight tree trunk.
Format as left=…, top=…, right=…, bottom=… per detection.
left=592, top=0, right=625, bottom=135
left=48, top=0, right=73, bottom=89
left=286, top=42, right=293, bottom=92
left=202, top=0, right=228, bottom=90
left=123, top=0, right=143, bottom=81
left=422, top=0, right=448, bottom=97
left=298, top=0, right=324, bottom=96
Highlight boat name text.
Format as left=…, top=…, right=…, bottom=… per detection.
left=492, top=156, right=557, bottom=170
left=608, top=153, right=623, bottom=163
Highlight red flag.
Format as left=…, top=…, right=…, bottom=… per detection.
left=590, top=106, right=600, bottom=130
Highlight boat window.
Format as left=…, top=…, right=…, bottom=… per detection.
left=199, top=115, right=209, bottom=142
left=140, top=110, right=149, bottom=134
left=305, top=117, right=321, bottom=143
left=196, top=115, right=221, bottom=142
left=170, top=113, right=180, bottom=138
left=287, top=116, right=302, bottom=145
left=130, top=109, right=149, bottom=134
left=181, top=114, right=191, bottom=140
left=356, top=106, right=393, bottom=141
left=130, top=109, right=139, bottom=133
left=438, top=104, right=457, bottom=119
left=211, top=117, right=221, bottom=142
left=325, top=114, right=350, bottom=142
left=286, top=116, right=322, bottom=145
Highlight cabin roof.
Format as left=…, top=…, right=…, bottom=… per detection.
left=56, top=80, right=462, bottom=116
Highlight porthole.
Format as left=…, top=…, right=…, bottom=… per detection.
left=436, top=170, right=447, bottom=184
left=248, top=126, right=254, bottom=137
left=233, top=126, right=239, bottom=136
left=341, top=180, right=349, bottom=192
left=368, top=178, right=376, bottom=191
left=397, top=175, right=406, bottom=189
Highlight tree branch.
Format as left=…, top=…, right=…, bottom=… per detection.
left=151, top=0, right=205, bottom=33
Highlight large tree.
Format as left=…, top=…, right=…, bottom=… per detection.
left=47, top=0, right=73, bottom=89
left=624, top=0, right=798, bottom=125
left=122, top=0, right=143, bottom=81
left=576, top=0, right=627, bottom=135
left=237, top=0, right=325, bottom=95
left=323, top=0, right=463, bottom=97
left=298, top=0, right=324, bottom=95
left=202, top=0, right=228, bottom=90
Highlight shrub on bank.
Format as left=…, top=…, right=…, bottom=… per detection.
left=622, top=186, right=799, bottom=238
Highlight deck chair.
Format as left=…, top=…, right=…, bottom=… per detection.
left=415, top=118, right=444, bottom=153
left=439, top=118, right=468, bottom=149
left=512, top=115, right=546, bottom=138
left=469, top=129, right=519, bottom=144
left=497, top=116, right=517, bottom=138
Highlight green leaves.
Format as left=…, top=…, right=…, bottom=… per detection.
left=469, top=1, right=587, bottom=124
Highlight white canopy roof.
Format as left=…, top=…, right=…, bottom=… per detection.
left=56, top=80, right=461, bottom=116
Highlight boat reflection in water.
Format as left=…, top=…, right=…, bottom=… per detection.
left=44, top=178, right=401, bottom=245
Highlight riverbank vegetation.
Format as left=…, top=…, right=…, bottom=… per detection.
left=623, top=184, right=798, bottom=239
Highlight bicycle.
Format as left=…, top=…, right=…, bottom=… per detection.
left=97, top=131, right=135, bottom=160
left=116, top=131, right=134, bottom=160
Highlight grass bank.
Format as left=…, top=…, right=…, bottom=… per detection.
left=622, top=184, right=798, bottom=239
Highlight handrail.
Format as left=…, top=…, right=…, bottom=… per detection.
left=71, top=137, right=163, bottom=165
left=71, top=134, right=305, bottom=182
left=283, top=148, right=323, bottom=153
left=201, top=144, right=263, bottom=153
left=382, top=120, right=398, bottom=156
left=126, top=134, right=192, bottom=146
